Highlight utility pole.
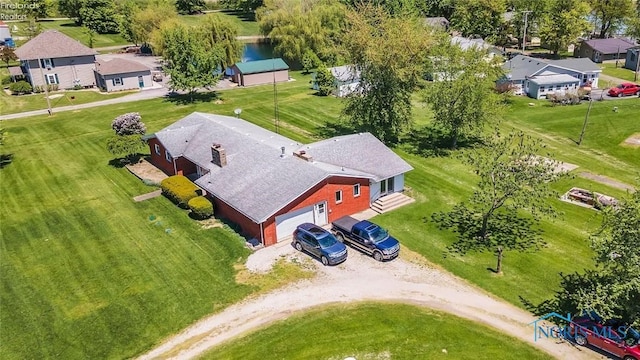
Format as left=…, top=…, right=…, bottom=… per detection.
left=522, top=10, right=533, bottom=53
left=578, top=97, right=593, bottom=146
left=37, top=58, right=53, bottom=116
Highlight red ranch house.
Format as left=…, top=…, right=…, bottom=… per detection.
left=146, top=112, right=413, bottom=246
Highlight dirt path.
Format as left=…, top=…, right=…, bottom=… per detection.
left=138, top=244, right=599, bottom=360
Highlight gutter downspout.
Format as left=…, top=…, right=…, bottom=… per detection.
left=259, top=222, right=264, bottom=246
left=173, top=157, right=177, bottom=175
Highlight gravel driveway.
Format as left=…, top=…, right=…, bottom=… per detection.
left=139, top=242, right=600, bottom=360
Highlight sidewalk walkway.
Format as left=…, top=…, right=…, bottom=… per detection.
left=0, top=88, right=169, bottom=121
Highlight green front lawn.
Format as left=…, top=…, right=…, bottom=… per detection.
left=204, top=303, right=553, bottom=360
left=600, top=62, right=638, bottom=82
left=0, top=88, right=132, bottom=115
left=12, top=20, right=129, bottom=48
left=2, top=72, right=638, bottom=358
left=178, top=10, right=261, bottom=37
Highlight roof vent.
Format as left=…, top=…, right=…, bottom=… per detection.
left=280, top=146, right=285, bottom=158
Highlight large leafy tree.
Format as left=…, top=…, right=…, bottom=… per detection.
left=450, top=0, right=507, bottom=39
left=112, top=112, right=146, bottom=136
left=58, top=0, right=84, bottom=23
left=589, top=0, right=634, bottom=38
left=19, top=0, right=51, bottom=20
left=507, top=0, right=550, bottom=48
left=0, top=46, right=18, bottom=67
left=199, top=14, right=242, bottom=70
left=79, top=0, right=120, bottom=33
left=161, top=24, right=224, bottom=100
left=539, top=0, right=590, bottom=56
left=433, top=131, right=567, bottom=274
left=133, top=2, right=178, bottom=46
left=106, top=135, right=145, bottom=164
left=118, top=0, right=140, bottom=44
left=341, top=0, right=421, bottom=16
left=342, top=4, right=432, bottom=144
left=257, top=0, right=347, bottom=64
left=175, top=0, right=206, bottom=14
left=424, top=35, right=503, bottom=149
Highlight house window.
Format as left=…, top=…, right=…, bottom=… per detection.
left=45, top=74, right=59, bottom=85
left=335, top=190, right=342, bottom=204
left=154, top=144, right=160, bottom=155
left=42, top=58, right=53, bottom=68
left=112, top=78, right=123, bottom=86
left=165, top=150, right=171, bottom=163
left=539, top=86, right=545, bottom=92
left=353, top=184, right=360, bottom=197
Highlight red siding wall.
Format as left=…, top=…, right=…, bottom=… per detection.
left=148, top=138, right=175, bottom=175
left=213, top=197, right=263, bottom=241
left=148, top=138, right=197, bottom=176
left=261, top=176, right=370, bottom=246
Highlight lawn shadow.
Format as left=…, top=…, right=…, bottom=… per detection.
left=0, top=154, right=13, bottom=169
left=219, top=9, right=256, bottom=21
left=403, top=124, right=485, bottom=157
left=314, top=121, right=356, bottom=138
left=486, top=267, right=499, bottom=274
left=108, top=154, right=142, bottom=168
left=163, top=91, right=220, bottom=105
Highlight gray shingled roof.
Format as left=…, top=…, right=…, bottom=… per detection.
left=329, top=65, right=360, bottom=82
left=584, top=38, right=637, bottom=55
left=95, top=58, right=151, bottom=75
left=154, top=113, right=412, bottom=223
left=502, top=55, right=600, bottom=81
left=299, top=133, right=413, bottom=182
left=502, top=55, right=548, bottom=81
left=529, top=74, right=580, bottom=85
left=14, top=30, right=97, bottom=60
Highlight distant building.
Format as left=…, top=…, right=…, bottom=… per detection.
left=0, top=21, right=13, bottom=47
left=94, top=58, right=152, bottom=92
left=624, top=46, right=639, bottom=72
left=14, top=30, right=97, bottom=89
left=230, top=58, right=289, bottom=87
left=575, top=38, right=637, bottom=63
left=501, top=55, right=601, bottom=99
left=312, top=65, right=361, bottom=97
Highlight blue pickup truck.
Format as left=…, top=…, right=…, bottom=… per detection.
left=331, top=216, right=400, bottom=261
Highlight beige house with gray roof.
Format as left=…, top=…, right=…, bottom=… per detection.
left=14, top=30, right=98, bottom=89
left=94, top=58, right=152, bottom=92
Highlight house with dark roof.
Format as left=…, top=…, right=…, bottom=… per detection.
left=14, top=30, right=98, bottom=89
left=625, top=46, right=640, bottom=72
left=312, top=65, right=361, bottom=97
left=230, top=58, right=289, bottom=86
left=575, top=38, right=637, bottom=63
left=94, top=58, right=152, bottom=92
left=501, top=55, right=601, bottom=99
left=146, top=112, right=413, bottom=246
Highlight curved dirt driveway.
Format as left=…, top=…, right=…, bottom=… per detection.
left=139, top=244, right=599, bottom=360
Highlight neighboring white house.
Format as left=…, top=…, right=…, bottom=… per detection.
left=94, top=58, right=152, bottom=92
left=501, top=55, right=601, bottom=99
left=312, top=65, right=361, bottom=97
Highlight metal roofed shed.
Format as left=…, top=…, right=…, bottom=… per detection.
left=230, top=58, right=290, bottom=86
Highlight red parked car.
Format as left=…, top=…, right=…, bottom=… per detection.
left=570, top=315, right=640, bottom=360
left=608, top=83, right=640, bottom=97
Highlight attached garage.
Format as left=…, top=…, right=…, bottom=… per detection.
left=275, top=202, right=327, bottom=241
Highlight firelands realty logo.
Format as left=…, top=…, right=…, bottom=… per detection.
left=529, top=311, right=630, bottom=342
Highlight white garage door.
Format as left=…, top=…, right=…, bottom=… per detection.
left=275, top=205, right=315, bottom=241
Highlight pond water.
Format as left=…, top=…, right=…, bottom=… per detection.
left=241, top=42, right=275, bottom=62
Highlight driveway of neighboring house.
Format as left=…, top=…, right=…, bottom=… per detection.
left=138, top=244, right=599, bottom=360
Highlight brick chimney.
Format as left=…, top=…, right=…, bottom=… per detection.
left=211, top=143, right=227, bottom=167
left=293, top=149, right=313, bottom=162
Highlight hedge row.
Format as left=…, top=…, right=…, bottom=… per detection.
left=160, top=175, right=199, bottom=207
left=188, top=196, right=214, bottom=219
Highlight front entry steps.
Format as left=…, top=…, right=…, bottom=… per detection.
left=371, top=192, right=415, bottom=214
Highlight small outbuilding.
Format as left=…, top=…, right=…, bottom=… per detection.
left=231, top=58, right=289, bottom=87
left=625, top=46, right=639, bottom=72
left=94, top=58, right=152, bottom=92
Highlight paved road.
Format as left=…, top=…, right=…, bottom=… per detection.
left=0, top=88, right=169, bottom=121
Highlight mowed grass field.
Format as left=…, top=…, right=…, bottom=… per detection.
left=204, top=303, right=554, bottom=360
left=1, top=71, right=638, bottom=358
left=600, top=62, right=638, bottom=83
